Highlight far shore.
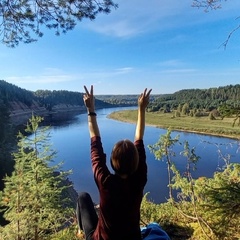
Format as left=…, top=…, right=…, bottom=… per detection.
left=108, top=110, right=240, bottom=140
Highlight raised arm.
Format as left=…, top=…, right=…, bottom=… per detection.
left=134, top=88, right=152, bottom=141
left=83, top=85, right=100, bottom=138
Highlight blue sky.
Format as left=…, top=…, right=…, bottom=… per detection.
left=1, top=0, right=240, bottom=95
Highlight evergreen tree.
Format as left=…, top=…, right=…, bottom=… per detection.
left=0, top=1, right=117, bottom=47
left=0, top=99, right=14, bottom=226
left=0, top=115, right=73, bottom=240
left=0, top=99, right=13, bottom=190
left=181, top=103, right=189, bottom=115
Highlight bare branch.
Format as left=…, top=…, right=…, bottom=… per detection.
left=192, top=0, right=224, bottom=12
left=221, top=23, right=240, bottom=49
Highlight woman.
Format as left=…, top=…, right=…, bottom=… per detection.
left=76, top=85, right=152, bottom=240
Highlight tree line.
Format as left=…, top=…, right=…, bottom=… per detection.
left=148, top=84, right=240, bottom=116
left=0, top=80, right=115, bottom=111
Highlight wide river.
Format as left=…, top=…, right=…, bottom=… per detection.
left=47, top=107, right=240, bottom=204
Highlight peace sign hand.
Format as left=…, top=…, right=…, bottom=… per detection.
left=83, top=85, right=95, bottom=112
left=138, top=88, right=152, bottom=110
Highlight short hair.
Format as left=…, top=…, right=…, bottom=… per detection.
left=110, top=139, right=139, bottom=176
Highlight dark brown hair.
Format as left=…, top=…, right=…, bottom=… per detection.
left=110, top=139, right=139, bottom=176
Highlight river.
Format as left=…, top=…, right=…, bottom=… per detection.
left=47, top=107, right=240, bottom=204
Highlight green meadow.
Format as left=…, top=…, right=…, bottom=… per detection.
left=108, top=110, right=240, bottom=139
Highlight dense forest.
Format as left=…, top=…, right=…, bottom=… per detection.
left=149, top=84, right=240, bottom=113
left=0, top=80, right=116, bottom=112
left=96, top=94, right=157, bottom=106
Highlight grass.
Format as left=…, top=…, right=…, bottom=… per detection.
left=108, top=110, right=240, bottom=139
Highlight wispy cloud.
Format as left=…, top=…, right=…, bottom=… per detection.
left=5, top=68, right=77, bottom=84
left=157, top=59, right=186, bottom=68
left=84, top=0, right=192, bottom=38
left=75, top=67, right=136, bottom=79
left=156, top=59, right=198, bottom=74
left=5, top=75, right=75, bottom=85
left=114, top=67, right=134, bottom=74
left=160, top=68, right=197, bottom=74
left=82, top=0, right=240, bottom=39
left=5, top=66, right=136, bottom=86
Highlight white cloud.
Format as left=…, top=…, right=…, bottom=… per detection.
left=114, top=67, right=134, bottom=74
left=160, top=68, right=197, bottom=74
left=6, top=75, right=74, bottom=84
left=83, top=0, right=190, bottom=37
left=5, top=68, right=79, bottom=85
left=157, top=59, right=186, bottom=68
left=4, top=67, right=136, bottom=88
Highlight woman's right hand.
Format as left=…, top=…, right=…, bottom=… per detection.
left=138, top=88, right=152, bottom=110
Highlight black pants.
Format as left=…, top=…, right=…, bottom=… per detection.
left=76, top=192, right=98, bottom=240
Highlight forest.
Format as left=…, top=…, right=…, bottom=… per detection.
left=0, top=80, right=116, bottom=112
left=148, top=84, right=240, bottom=113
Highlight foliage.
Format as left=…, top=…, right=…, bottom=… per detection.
left=196, top=164, right=240, bottom=238
left=148, top=129, right=180, bottom=199
left=141, top=193, right=178, bottom=226
left=49, top=224, right=80, bottom=240
left=0, top=80, right=35, bottom=106
left=96, top=94, right=140, bottom=106
left=0, top=0, right=118, bottom=47
left=0, top=98, right=13, bottom=190
left=181, top=103, right=190, bottom=115
left=35, top=89, right=84, bottom=111
left=149, top=84, right=240, bottom=114
left=145, top=130, right=240, bottom=240
left=0, top=115, right=73, bottom=240
left=0, top=80, right=114, bottom=112
left=141, top=195, right=194, bottom=240
left=192, top=0, right=224, bottom=11
left=218, top=104, right=240, bottom=127
left=0, top=97, right=14, bottom=225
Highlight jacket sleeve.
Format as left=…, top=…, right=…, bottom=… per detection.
left=91, top=136, right=111, bottom=187
left=134, top=139, right=147, bottom=186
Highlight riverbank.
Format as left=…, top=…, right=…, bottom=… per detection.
left=9, top=100, right=86, bottom=126
left=108, top=110, right=240, bottom=140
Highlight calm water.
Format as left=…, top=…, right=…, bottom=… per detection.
left=47, top=107, right=240, bottom=204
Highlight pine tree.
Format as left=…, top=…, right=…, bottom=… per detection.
left=0, top=99, right=14, bottom=226
left=0, top=115, right=73, bottom=240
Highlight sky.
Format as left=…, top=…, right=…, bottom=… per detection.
left=0, top=0, right=240, bottom=95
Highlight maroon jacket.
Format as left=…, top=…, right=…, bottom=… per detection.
left=91, top=136, right=147, bottom=240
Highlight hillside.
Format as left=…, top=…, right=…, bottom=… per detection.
left=149, top=84, right=240, bottom=112
left=0, top=80, right=114, bottom=125
left=96, top=94, right=162, bottom=106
